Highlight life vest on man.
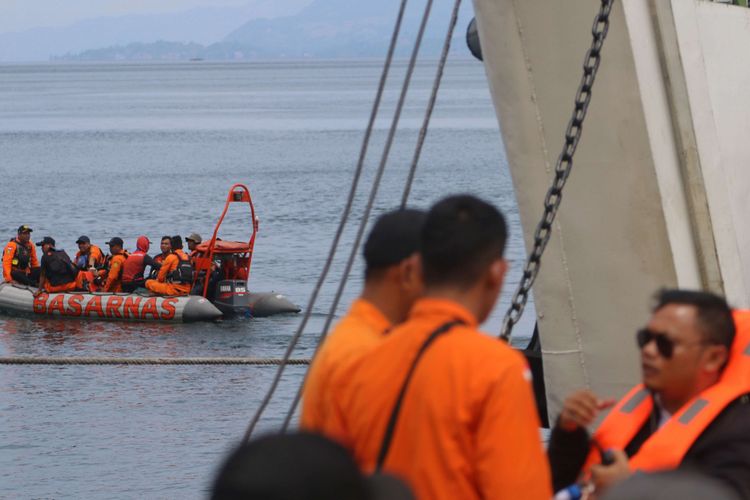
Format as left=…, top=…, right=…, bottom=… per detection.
left=168, top=249, right=193, bottom=284
left=584, top=309, right=750, bottom=473
left=43, top=250, right=78, bottom=286
left=10, top=239, right=32, bottom=270
left=122, top=251, right=147, bottom=282
left=75, top=245, right=105, bottom=270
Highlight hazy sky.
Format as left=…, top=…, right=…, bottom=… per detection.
left=0, top=0, right=270, bottom=33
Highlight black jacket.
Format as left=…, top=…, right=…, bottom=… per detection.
left=547, top=395, right=750, bottom=498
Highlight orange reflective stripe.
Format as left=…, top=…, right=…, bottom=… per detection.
left=586, top=309, right=750, bottom=474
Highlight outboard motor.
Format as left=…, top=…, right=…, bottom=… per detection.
left=213, top=279, right=252, bottom=317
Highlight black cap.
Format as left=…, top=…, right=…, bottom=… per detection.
left=363, top=209, right=426, bottom=270
left=106, top=237, right=124, bottom=247
left=36, top=236, right=55, bottom=247
left=76, top=235, right=90, bottom=244
left=17, top=225, right=32, bottom=233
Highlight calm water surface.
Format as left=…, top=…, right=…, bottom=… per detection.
left=0, top=59, right=535, bottom=498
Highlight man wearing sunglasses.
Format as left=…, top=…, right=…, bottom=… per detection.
left=547, top=289, right=750, bottom=498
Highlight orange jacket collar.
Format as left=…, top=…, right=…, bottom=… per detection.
left=350, top=298, right=391, bottom=334
left=409, top=298, right=478, bottom=328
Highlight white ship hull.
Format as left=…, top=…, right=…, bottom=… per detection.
left=472, top=0, right=750, bottom=417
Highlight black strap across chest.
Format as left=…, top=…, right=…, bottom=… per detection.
left=375, top=319, right=464, bottom=471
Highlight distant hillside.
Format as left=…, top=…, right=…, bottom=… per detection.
left=59, top=0, right=476, bottom=61
left=0, top=1, right=312, bottom=62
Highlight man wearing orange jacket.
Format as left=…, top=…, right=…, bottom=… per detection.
left=102, top=237, right=128, bottom=293
left=301, top=209, right=425, bottom=431
left=325, top=195, right=551, bottom=500
left=74, top=235, right=104, bottom=271
left=548, top=290, right=750, bottom=498
left=2, top=225, right=40, bottom=285
left=145, top=235, right=191, bottom=296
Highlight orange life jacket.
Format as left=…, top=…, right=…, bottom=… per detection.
left=584, top=310, right=750, bottom=473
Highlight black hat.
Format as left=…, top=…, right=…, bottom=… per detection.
left=363, top=209, right=426, bottom=270
left=106, top=237, right=124, bottom=247
left=76, top=235, right=91, bottom=244
left=36, top=236, right=55, bottom=247
left=17, top=225, right=32, bottom=234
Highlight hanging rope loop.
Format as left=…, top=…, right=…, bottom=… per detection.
left=500, top=0, right=616, bottom=342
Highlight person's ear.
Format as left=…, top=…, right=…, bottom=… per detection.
left=702, top=345, right=729, bottom=375
left=398, top=253, right=422, bottom=291
left=488, top=258, right=508, bottom=290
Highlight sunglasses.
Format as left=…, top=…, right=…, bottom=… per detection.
left=636, top=328, right=709, bottom=359
left=636, top=328, right=680, bottom=358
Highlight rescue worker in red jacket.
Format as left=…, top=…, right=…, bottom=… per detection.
left=37, top=236, right=82, bottom=293
left=73, top=235, right=104, bottom=271
left=548, top=290, right=750, bottom=498
left=101, top=237, right=128, bottom=293
left=122, top=236, right=156, bottom=293
left=145, top=235, right=191, bottom=296
left=2, top=225, right=41, bottom=285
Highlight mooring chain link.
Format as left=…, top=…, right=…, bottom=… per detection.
left=500, top=0, right=615, bottom=342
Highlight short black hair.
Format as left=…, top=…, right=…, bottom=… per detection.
left=161, top=236, right=171, bottom=244
left=211, top=432, right=368, bottom=500
left=653, top=289, right=735, bottom=349
left=421, top=194, right=507, bottom=289
left=171, top=235, right=184, bottom=250
left=363, top=208, right=426, bottom=280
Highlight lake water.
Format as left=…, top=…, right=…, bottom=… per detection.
left=0, top=59, right=535, bottom=498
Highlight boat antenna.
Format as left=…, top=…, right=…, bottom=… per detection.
left=500, top=0, right=616, bottom=342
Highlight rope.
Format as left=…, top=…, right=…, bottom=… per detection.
left=400, top=0, right=463, bottom=208
left=0, top=357, right=310, bottom=366
left=242, top=0, right=412, bottom=442
left=279, top=0, right=442, bottom=432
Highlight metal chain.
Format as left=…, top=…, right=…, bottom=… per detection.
left=0, top=357, right=310, bottom=366
left=500, top=0, right=615, bottom=342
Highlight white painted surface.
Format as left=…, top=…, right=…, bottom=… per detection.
left=674, top=0, right=750, bottom=307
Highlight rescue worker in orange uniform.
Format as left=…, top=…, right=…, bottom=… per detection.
left=149, top=235, right=171, bottom=278
left=74, top=235, right=104, bottom=271
left=548, top=290, right=750, bottom=498
left=145, top=235, right=191, bottom=296
left=2, top=225, right=40, bottom=285
left=101, top=237, right=128, bottom=293
left=301, top=209, right=425, bottom=431
left=153, top=235, right=172, bottom=267
left=326, top=195, right=551, bottom=500
left=37, top=236, right=83, bottom=293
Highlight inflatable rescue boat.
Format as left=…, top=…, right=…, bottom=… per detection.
left=0, top=184, right=300, bottom=323
left=0, top=283, right=221, bottom=322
